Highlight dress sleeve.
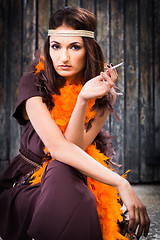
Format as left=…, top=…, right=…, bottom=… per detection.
left=13, top=72, right=45, bottom=125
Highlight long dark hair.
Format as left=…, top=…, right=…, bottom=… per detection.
left=43, top=6, right=104, bottom=95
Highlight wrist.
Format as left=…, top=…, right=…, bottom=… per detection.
left=116, top=177, right=130, bottom=192
left=115, top=176, right=129, bottom=190
left=77, top=94, right=88, bottom=105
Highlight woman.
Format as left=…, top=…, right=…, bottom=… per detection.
left=0, top=7, right=149, bottom=240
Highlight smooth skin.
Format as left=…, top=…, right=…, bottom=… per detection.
left=27, top=25, right=150, bottom=239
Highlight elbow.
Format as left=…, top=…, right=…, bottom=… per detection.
left=46, top=138, right=66, bottom=160
left=48, top=138, right=77, bottom=162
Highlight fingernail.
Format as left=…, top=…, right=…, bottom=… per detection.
left=107, top=64, right=110, bottom=68
left=111, top=63, right=113, bottom=67
left=100, top=72, right=105, bottom=75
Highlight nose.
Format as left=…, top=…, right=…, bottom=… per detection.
left=60, top=48, right=70, bottom=62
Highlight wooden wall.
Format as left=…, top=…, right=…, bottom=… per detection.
left=0, top=0, right=160, bottom=183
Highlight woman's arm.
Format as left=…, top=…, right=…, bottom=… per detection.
left=25, top=96, right=150, bottom=239
left=65, top=66, right=117, bottom=150
left=65, top=94, right=113, bottom=150
left=25, top=96, right=119, bottom=184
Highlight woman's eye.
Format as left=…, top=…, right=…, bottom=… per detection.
left=71, top=45, right=81, bottom=50
left=51, top=44, right=60, bottom=50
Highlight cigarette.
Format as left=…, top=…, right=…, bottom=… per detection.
left=105, top=62, right=124, bottom=71
left=111, top=62, right=123, bottom=69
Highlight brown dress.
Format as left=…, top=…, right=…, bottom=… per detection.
left=0, top=73, right=103, bottom=240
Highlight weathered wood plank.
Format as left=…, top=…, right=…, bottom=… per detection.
left=51, top=0, right=65, bottom=13
left=80, top=0, right=94, bottom=13
left=139, top=0, right=154, bottom=182
left=9, top=0, right=22, bottom=160
left=67, top=0, right=79, bottom=7
left=154, top=0, right=160, bottom=181
left=0, top=0, right=10, bottom=169
left=109, top=0, right=125, bottom=175
left=97, top=0, right=110, bottom=63
left=38, top=0, right=50, bottom=53
left=22, top=0, right=37, bottom=72
left=124, top=0, right=139, bottom=182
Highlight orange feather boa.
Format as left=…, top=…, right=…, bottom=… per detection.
left=30, top=60, right=128, bottom=239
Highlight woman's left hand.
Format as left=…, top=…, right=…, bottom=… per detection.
left=117, top=179, right=150, bottom=239
left=78, top=64, right=118, bottom=101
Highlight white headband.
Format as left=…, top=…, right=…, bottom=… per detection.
left=48, top=29, right=94, bottom=38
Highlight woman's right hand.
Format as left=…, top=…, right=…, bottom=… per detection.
left=78, top=75, right=109, bottom=101
left=117, top=179, right=150, bottom=239
left=78, top=65, right=118, bottom=101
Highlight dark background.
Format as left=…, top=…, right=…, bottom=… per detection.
left=0, top=0, right=160, bottom=183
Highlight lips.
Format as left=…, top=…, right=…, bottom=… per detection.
left=59, top=65, right=71, bottom=70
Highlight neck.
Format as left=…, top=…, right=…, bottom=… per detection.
left=65, top=72, right=84, bottom=85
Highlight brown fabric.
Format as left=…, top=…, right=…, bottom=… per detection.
left=13, top=72, right=46, bottom=157
left=0, top=144, right=42, bottom=189
left=0, top=146, right=42, bottom=240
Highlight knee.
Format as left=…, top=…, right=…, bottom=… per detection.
left=40, top=160, right=86, bottom=203
left=42, top=160, right=78, bottom=186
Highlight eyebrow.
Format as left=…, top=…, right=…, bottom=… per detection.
left=50, top=41, right=82, bottom=45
